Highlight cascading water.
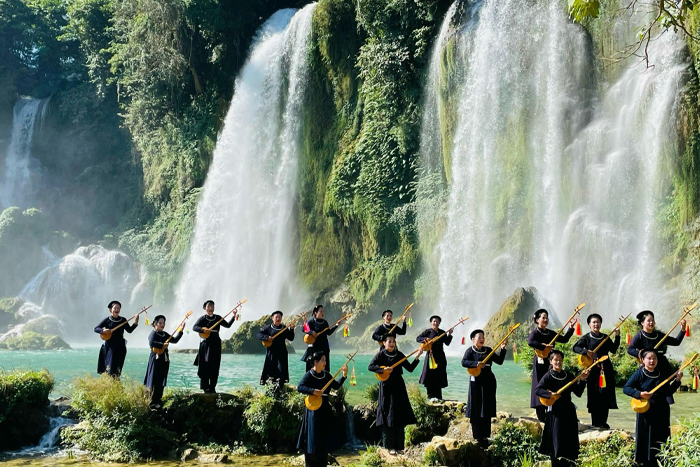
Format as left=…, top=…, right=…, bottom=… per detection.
left=422, top=0, right=688, bottom=326
left=18, top=245, right=144, bottom=340
left=175, top=5, right=316, bottom=328
left=1, top=97, right=49, bottom=209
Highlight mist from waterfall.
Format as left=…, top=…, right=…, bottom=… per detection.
left=421, top=0, right=688, bottom=326
left=174, top=4, right=316, bottom=333
left=1, top=97, right=49, bottom=209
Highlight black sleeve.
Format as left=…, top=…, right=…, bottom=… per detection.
left=372, top=325, right=385, bottom=342
left=572, top=336, right=588, bottom=355
left=368, top=352, right=383, bottom=373
left=329, top=375, right=347, bottom=390
left=148, top=331, right=162, bottom=349
left=623, top=371, right=643, bottom=399
left=193, top=317, right=206, bottom=333
left=535, top=374, right=552, bottom=398
left=608, top=334, right=620, bottom=353
left=492, top=347, right=507, bottom=365
left=444, top=333, right=454, bottom=346
left=257, top=325, right=271, bottom=341
left=461, top=348, right=478, bottom=368
left=572, top=379, right=586, bottom=397
left=663, top=328, right=686, bottom=347
left=286, top=327, right=295, bottom=342
left=556, top=326, right=574, bottom=343
left=527, top=330, right=546, bottom=351
left=94, top=317, right=109, bottom=333
left=403, top=355, right=421, bottom=372
left=125, top=321, right=138, bottom=333
left=395, top=321, right=407, bottom=336
left=416, top=330, right=430, bottom=343
left=627, top=333, right=642, bottom=358
left=220, top=315, right=234, bottom=328
left=169, top=331, right=183, bottom=344
left=326, top=324, right=339, bottom=336
left=297, top=373, right=316, bottom=395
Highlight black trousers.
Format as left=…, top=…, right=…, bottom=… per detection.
left=382, top=425, right=405, bottom=450
left=200, top=375, right=218, bottom=392
left=150, top=385, right=164, bottom=406
left=304, top=453, right=327, bottom=467
left=591, top=408, right=609, bottom=427
left=426, top=385, right=443, bottom=400
left=470, top=416, right=491, bottom=439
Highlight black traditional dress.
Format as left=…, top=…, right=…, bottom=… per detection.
left=192, top=313, right=233, bottom=392
left=368, top=348, right=421, bottom=450
left=535, top=369, right=586, bottom=465
left=572, top=331, right=619, bottom=426
left=297, top=370, right=347, bottom=467
left=372, top=321, right=407, bottom=345
left=301, top=318, right=338, bottom=372
left=627, top=328, right=684, bottom=404
left=461, top=345, right=506, bottom=439
left=95, top=316, right=138, bottom=377
left=623, top=367, right=680, bottom=467
left=258, top=323, right=294, bottom=385
left=144, top=329, right=182, bottom=406
left=416, top=328, right=452, bottom=400
left=527, top=326, right=574, bottom=420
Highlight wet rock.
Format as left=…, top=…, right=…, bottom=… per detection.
left=425, top=436, right=464, bottom=465
left=181, top=448, right=199, bottom=461
left=484, top=287, right=546, bottom=345
left=198, top=453, right=229, bottom=463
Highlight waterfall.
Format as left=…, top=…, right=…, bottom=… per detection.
left=8, top=417, right=74, bottom=456
left=1, top=97, right=49, bottom=209
left=18, top=245, right=143, bottom=341
left=175, top=5, right=316, bottom=327
left=423, top=0, right=688, bottom=325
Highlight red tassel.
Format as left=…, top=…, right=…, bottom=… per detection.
left=575, top=321, right=582, bottom=336
left=626, top=333, right=631, bottom=346
left=461, top=336, right=466, bottom=345
left=686, top=324, right=691, bottom=337
left=303, top=315, right=310, bottom=333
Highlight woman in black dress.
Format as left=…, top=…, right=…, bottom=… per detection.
left=527, top=309, right=576, bottom=421
left=371, top=310, right=407, bottom=346
left=95, top=300, right=139, bottom=377
left=535, top=349, right=589, bottom=467
left=192, top=300, right=234, bottom=393
left=416, top=315, right=452, bottom=401
left=368, top=335, right=423, bottom=454
left=258, top=310, right=295, bottom=386
left=297, top=351, right=348, bottom=467
left=572, top=313, right=619, bottom=428
left=627, top=310, right=686, bottom=401
left=144, top=315, right=182, bottom=408
left=301, top=305, right=338, bottom=372
left=461, top=329, right=507, bottom=444
left=623, top=349, right=682, bottom=467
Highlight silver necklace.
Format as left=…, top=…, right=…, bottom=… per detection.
left=641, top=330, right=658, bottom=339
left=550, top=369, right=567, bottom=380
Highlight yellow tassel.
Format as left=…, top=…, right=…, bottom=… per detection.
left=429, top=353, right=438, bottom=370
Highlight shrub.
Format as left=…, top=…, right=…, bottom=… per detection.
left=578, top=432, right=634, bottom=467
left=490, top=421, right=545, bottom=467
left=350, top=445, right=386, bottom=467
left=65, top=374, right=178, bottom=461
left=658, top=414, right=700, bottom=466
left=423, top=446, right=440, bottom=465
left=0, top=369, right=54, bottom=449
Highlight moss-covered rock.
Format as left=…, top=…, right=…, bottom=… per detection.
left=222, top=315, right=296, bottom=354
left=0, top=296, right=23, bottom=333
left=5, top=330, right=71, bottom=350
left=0, top=369, right=54, bottom=450
left=484, top=287, right=542, bottom=347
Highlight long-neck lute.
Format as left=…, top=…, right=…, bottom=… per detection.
left=420, top=316, right=469, bottom=351
left=262, top=313, right=306, bottom=348
left=534, top=303, right=585, bottom=358
left=199, top=299, right=247, bottom=339
left=305, top=350, right=358, bottom=410
left=631, top=353, right=698, bottom=413
left=467, top=322, right=521, bottom=377
left=539, top=355, right=608, bottom=406
left=653, top=302, right=697, bottom=350
left=375, top=346, right=423, bottom=382
left=578, top=313, right=631, bottom=367
left=153, top=310, right=193, bottom=355
left=100, top=305, right=152, bottom=341
left=304, top=313, right=354, bottom=345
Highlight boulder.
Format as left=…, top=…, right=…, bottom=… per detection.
left=197, top=453, right=229, bottom=463
left=579, top=429, right=631, bottom=446
left=23, top=314, right=64, bottom=335
left=222, top=315, right=297, bottom=354
left=484, top=287, right=544, bottom=346
left=513, top=417, right=544, bottom=439
left=445, top=418, right=472, bottom=441
left=181, top=448, right=199, bottom=461
left=424, top=436, right=489, bottom=466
